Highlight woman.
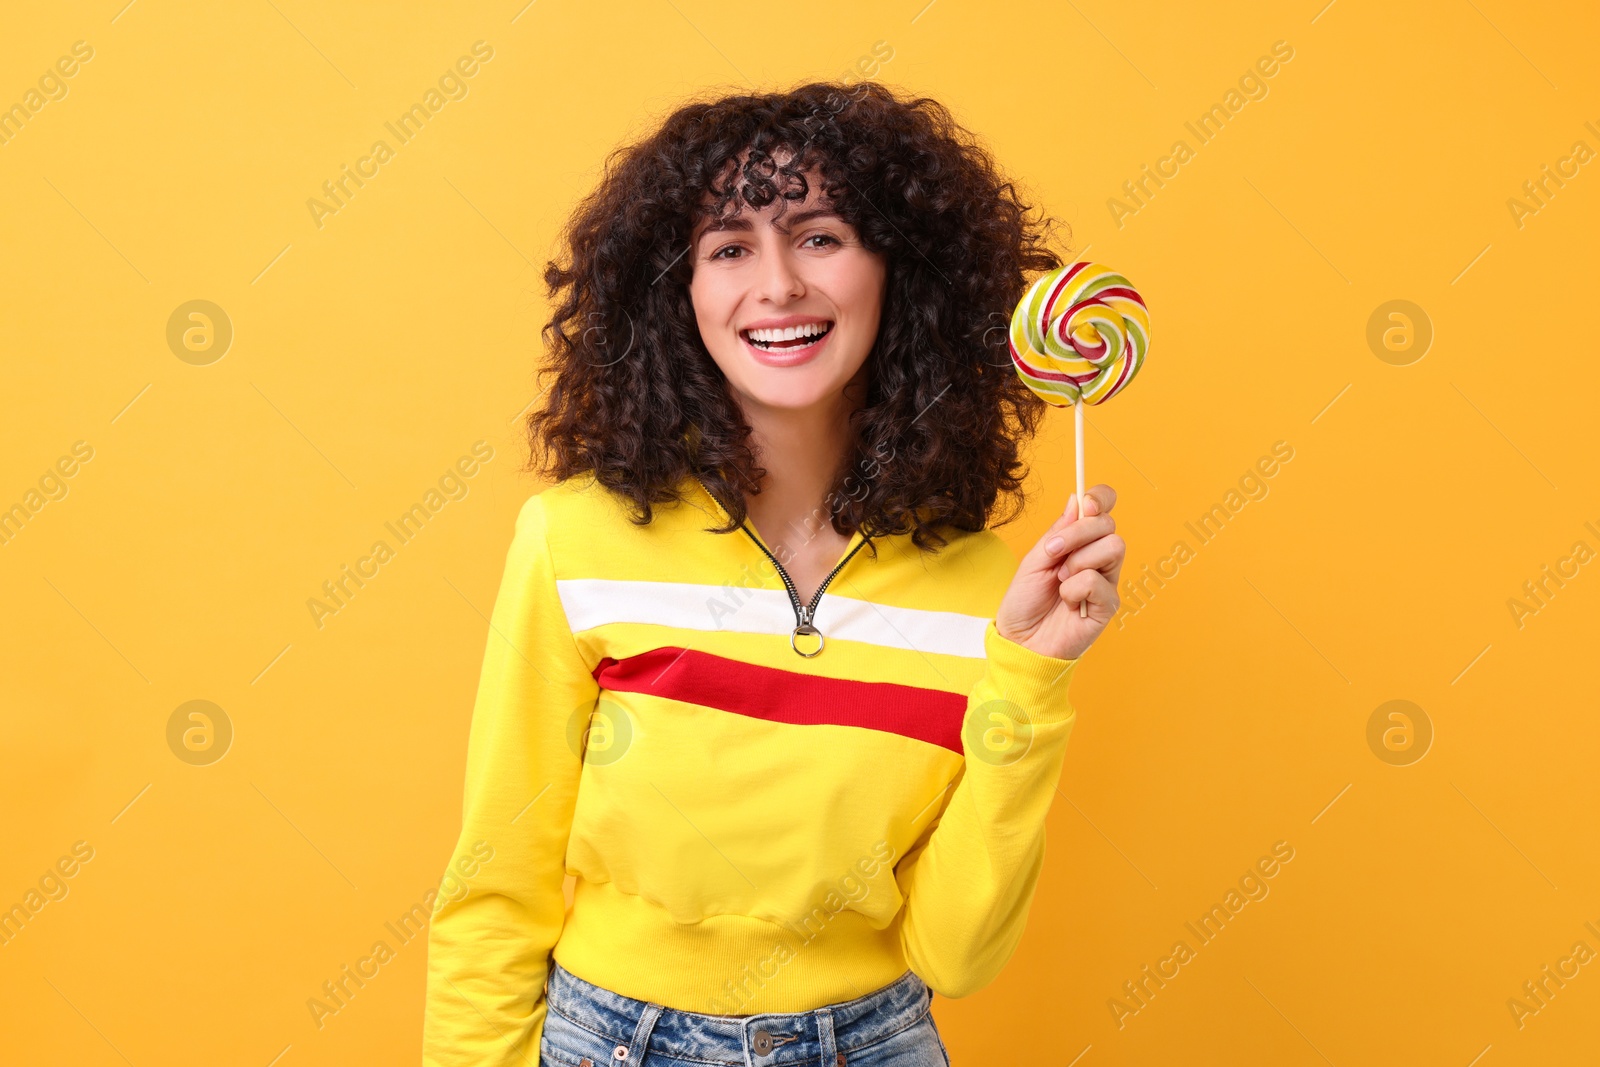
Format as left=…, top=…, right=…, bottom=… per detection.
left=423, top=80, right=1125, bottom=1067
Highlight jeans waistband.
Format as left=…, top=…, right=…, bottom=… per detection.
left=545, top=959, right=934, bottom=1065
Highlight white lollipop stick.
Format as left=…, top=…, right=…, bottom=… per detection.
left=1075, top=397, right=1088, bottom=618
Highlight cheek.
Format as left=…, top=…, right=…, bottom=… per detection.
left=688, top=278, right=724, bottom=334
left=690, top=272, right=743, bottom=333
left=827, top=256, right=886, bottom=326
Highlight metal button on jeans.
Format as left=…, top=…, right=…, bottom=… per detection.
left=753, top=1029, right=773, bottom=1055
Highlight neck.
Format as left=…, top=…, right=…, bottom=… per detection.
left=739, top=389, right=859, bottom=555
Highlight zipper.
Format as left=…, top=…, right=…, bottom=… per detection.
left=693, top=475, right=870, bottom=658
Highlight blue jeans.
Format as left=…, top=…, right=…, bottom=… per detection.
left=540, top=959, right=953, bottom=1067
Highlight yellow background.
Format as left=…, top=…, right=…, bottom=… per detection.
left=2, top=1, right=1596, bottom=1063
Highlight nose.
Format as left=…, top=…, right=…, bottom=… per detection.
left=755, top=241, right=805, bottom=304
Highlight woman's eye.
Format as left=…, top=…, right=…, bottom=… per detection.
left=708, top=234, right=838, bottom=259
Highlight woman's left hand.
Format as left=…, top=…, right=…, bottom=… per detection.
left=995, top=484, right=1125, bottom=661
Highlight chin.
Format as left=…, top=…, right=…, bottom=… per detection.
left=740, top=379, right=839, bottom=410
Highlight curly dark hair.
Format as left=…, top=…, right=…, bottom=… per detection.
left=525, top=79, right=1069, bottom=553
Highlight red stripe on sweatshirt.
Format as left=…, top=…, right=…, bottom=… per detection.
left=591, top=647, right=967, bottom=753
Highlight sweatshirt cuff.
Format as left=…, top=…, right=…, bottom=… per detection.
left=979, top=619, right=1079, bottom=726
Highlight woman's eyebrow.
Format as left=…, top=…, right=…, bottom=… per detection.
left=695, top=206, right=843, bottom=244
left=778, top=207, right=842, bottom=230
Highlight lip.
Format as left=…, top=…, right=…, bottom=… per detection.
left=742, top=323, right=833, bottom=368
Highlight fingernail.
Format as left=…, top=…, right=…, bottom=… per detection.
left=1045, top=536, right=1065, bottom=553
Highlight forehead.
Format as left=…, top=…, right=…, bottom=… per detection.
left=691, top=149, right=836, bottom=238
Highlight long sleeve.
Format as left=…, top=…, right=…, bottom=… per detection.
left=895, top=618, right=1079, bottom=998
left=423, top=493, right=597, bottom=1066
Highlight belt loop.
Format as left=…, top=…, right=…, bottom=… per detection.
left=621, top=1001, right=664, bottom=1065
left=816, top=1007, right=837, bottom=1067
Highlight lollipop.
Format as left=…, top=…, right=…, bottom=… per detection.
left=1008, top=261, right=1150, bottom=615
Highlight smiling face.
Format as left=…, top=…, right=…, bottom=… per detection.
left=688, top=157, right=887, bottom=417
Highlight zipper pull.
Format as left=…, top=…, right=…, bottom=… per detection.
left=792, top=604, right=823, bottom=657
left=792, top=620, right=824, bottom=658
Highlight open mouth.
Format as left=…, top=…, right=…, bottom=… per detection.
left=741, top=321, right=834, bottom=351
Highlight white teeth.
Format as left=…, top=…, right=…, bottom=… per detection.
left=745, top=322, right=831, bottom=345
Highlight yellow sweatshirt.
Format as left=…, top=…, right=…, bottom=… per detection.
left=422, top=472, right=1079, bottom=1065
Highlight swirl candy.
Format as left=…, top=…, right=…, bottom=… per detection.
left=1007, top=261, right=1149, bottom=408
left=1007, top=260, right=1150, bottom=618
